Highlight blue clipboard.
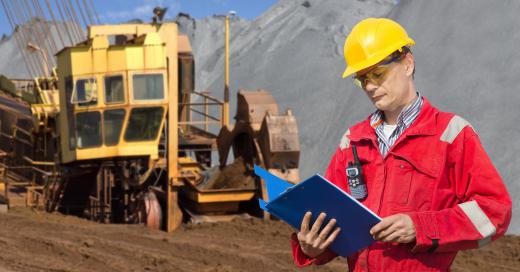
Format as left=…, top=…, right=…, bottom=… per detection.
left=254, top=165, right=381, bottom=257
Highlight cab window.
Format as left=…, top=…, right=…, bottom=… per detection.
left=104, top=75, right=125, bottom=103
left=104, top=109, right=125, bottom=146
left=132, top=74, right=164, bottom=100
left=75, top=78, right=97, bottom=106
left=76, top=111, right=101, bottom=148
left=124, top=107, right=164, bottom=141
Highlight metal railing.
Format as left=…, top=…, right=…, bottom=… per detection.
left=178, top=90, right=225, bottom=134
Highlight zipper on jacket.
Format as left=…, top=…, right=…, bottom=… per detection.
left=368, top=139, right=385, bottom=272
left=377, top=153, right=387, bottom=215
left=381, top=167, right=386, bottom=214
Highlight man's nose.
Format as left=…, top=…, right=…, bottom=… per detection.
left=364, top=81, right=378, bottom=93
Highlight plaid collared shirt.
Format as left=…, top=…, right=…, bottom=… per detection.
left=369, top=93, right=423, bottom=157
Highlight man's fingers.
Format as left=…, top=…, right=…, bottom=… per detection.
left=370, top=215, right=398, bottom=236
left=374, top=223, right=398, bottom=241
left=374, top=225, right=389, bottom=240
left=380, top=229, right=400, bottom=242
left=319, top=227, right=341, bottom=250
left=312, top=218, right=337, bottom=248
left=310, top=212, right=327, bottom=235
left=300, top=211, right=312, bottom=233
left=319, top=218, right=337, bottom=240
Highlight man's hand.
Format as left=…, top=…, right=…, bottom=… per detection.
left=297, top=211, right=341, bottom=258
left=370, top=213, right=416, bottom=243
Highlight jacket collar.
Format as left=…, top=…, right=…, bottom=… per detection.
left=348, top=96, right=439, bottom=143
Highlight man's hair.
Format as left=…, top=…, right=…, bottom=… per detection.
left=399, top=47, right=415, bottom=78
left=383, top=47, right=415, bottom=78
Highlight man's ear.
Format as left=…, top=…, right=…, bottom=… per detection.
left=404, top=53, right=415, bottom=77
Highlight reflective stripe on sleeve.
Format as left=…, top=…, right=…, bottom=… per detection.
left=458, top=200, right=496, bottom=247
left=339, top=129, right=350, bottom=150
left=440, top=115, right=472, bottom=144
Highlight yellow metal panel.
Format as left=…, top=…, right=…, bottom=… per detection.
left=126, top=47, right=144, bottom=70
left=57, top=48, right=72, bottom=76
left=75, top=144, right=158, bottom=161
left=71, top=47, right=92, bottom=75
left=107, top=47, right=127, bottom=72
left=185, top=190, right=256, bottom=203
left=31, top=104, right=59, bottom=117
left=92, top=54, right=107, bottom=74
left=92, top=35, right=109, bottom=49
left=178, top=157, right=197, bottom=163
left=144, top=45, right=165, bottom=69
left=95, top=74, right=105, bottom=107
left=75, top=146, right=117, bottom=160
left=118, top=144, right=159, bottom=157
left=144, top=33, right=166, bottom=69
left=92, top=36, right=108, bottom=74
left=144, top=32, right=162, bottom=46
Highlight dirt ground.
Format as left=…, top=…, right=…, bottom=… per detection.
left=0, top=208, right=518, bottom=272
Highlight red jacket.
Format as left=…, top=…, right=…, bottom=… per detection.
left=291, top=98, right=512, bottom=271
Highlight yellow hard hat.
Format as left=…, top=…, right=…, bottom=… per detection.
left=342, top=18, right=415, bottom=78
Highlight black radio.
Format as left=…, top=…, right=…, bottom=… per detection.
left=346, top=145, right=367, bottom=200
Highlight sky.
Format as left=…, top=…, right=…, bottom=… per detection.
left=0, top=0, right=278, bottom=37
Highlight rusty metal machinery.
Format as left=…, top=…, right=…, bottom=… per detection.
left=208, top=90, right=300, bottom=217
left=0, top=4, right=301, bottom=232
left=179, top=90, right=300, bottom=217
left=218, top=90, right=300, bottom=183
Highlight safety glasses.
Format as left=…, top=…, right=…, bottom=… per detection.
left=353, top=50, right=406, bottom=89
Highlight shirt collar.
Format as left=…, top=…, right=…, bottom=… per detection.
left=370, top=92, right=423, bottom=129
left=348, top=95, right=436, bottom=144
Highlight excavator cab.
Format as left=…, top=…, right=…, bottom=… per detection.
left=56, top=31, right=168, bottom=163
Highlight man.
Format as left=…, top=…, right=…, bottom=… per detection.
left=290, top=18, right=512, bottom=271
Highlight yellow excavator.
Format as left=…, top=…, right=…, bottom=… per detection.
left=0, top=6, right=300, bottom=231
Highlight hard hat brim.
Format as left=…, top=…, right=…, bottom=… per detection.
left=342, top=66, right=355, bottom=78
